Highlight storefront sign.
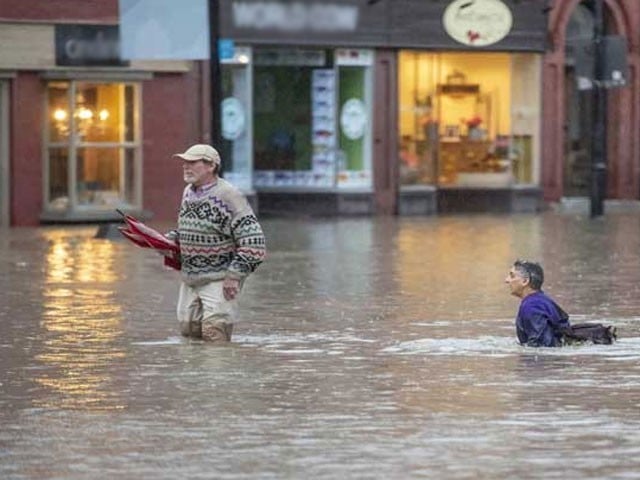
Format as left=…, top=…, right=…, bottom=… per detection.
left=442, top=0, right=513, bottom=47
left=223, top=1, right=545, bottom=53
left=55, top=25, right=127, bottom=66
left=218, top=39, right=235, bottom=61
left=336, top=49, right=374, bottom=67
left=221, top=97, right=246, bottom=141
left=232, top=1, right=358, bottom=32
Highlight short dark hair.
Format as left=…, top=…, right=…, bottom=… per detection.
left=513, top=260, right=544, bottom=290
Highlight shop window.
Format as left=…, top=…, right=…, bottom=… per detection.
left=252, top=47, right=373, bottom=189
left=337, top=60, right=373, bottom=188
left=398, top=52, right=541, bottom=188
left=45, top=81, right=140, bottom=212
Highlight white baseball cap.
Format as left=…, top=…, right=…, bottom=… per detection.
left=173, top=144, right=221, bottom=165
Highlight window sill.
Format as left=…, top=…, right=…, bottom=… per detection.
left=40, top=208, right=150, bottom=224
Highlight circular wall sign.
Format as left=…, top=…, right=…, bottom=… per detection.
left=340, top=98, right=367, bottom=140
left=442, top=0, right=513, bottom=47
left=221, top=97, right=246, bottom=141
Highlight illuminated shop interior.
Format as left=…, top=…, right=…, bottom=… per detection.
left=46, top=81, right=139, bottom=212
left=398, top=51, right=541, bottom=188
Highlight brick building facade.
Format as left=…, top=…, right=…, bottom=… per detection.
left=1, top=0, right=640, bottom=226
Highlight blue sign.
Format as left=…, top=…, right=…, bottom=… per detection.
left=218, top=39, right=235, bottom=60
left=119, top=0, right=209, bottom=60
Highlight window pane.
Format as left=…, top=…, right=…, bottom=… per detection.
left=254, top=66, right=313, bottom=172
left=123, top=148, right=136, bottom=204
left=48, top=82, right=70, bottom=143
left=397, top=52, right=437, bottom=186
left=511, top=54, right=541, bottom=185
left=253, top=48, right=338, bottom=188
left=399, top=52, right=521, bottom=187
left=253, top=65, right=321, bottom=185
left=76, top=147, right=123, bottom=207
left=48, top=147, right=69, bottom=210
left=75, top=83, right=129, bottom=143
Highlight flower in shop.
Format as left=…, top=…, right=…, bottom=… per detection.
left=465, top=115, right=482, bottom=128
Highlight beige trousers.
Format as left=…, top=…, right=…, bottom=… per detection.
left=177, top=280, right=237, bottom=342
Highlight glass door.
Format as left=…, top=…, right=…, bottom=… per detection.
left=220, top=47, right=253, bottom=191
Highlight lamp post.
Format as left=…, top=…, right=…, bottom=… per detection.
left=590, top=0, right=606, bottom=217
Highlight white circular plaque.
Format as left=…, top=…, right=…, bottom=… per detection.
left=340, top=98, right=367, bottom=140
left=221, top=97, right=246, bottom=141
left=443, top=0, right=513, bottom=47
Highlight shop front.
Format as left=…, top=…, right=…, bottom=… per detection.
left=393, top=0, right=547, bottom=214
left=0, top=7, right=203, bottom=226
left=398, top=51, right=542, bottom=213
left=220, top=0, right=386, bottom=215
left=40, top=24, right=155, bottom=223
left=220, top=0, right=548, bottom=215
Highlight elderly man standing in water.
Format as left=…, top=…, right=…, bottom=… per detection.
left=170, top=144, right=266, bottom=343
left=505, top=260, right=570, bottom=347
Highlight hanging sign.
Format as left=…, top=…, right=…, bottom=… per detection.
left=442, top=0, right=513, bottom=47
left=119, top=0, right=209, bottom=60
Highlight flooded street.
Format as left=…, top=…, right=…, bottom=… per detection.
left=1, top=212, right=640, bottom=479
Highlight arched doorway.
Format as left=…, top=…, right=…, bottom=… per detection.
left=543, top=0, right=639, bottom=203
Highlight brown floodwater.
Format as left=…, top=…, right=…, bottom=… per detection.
left=1, top=212, right=640, bottom=479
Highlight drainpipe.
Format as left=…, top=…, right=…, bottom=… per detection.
left=209, top=0, right=223, bottom=172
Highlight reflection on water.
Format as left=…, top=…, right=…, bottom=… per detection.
left=1, top=215, right=640, bottom=478
left=33, top=230, right=126, bottom=410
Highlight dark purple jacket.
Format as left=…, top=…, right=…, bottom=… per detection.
left=516, top=291, right=570, bottom=347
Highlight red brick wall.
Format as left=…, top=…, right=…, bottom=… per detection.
left=10, top=73, right=43, bottom=226
left=142, top=70, right=203, bottom=222
left=8, top=71, right=201, bottom=226
left=0, top=0, right=117, bottom=23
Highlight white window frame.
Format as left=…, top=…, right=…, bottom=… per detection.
left=43, top=79, right=143, bottom=217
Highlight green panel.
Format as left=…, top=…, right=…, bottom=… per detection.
left=253, top=66, right=312, bottom=171
left=339, top=67, right=365, bottom=171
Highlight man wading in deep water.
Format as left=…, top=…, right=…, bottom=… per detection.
left=505, top=260, right=569, bottom=347
left=505, top=260, right=616, bottom=347
left=170, top=144, right=266, bottom=343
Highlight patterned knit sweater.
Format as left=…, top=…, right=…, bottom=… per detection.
left=177, top=178, right=266, bottom=286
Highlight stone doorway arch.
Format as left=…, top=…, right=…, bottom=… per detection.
left=542, top=0, right=640, bottom=202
